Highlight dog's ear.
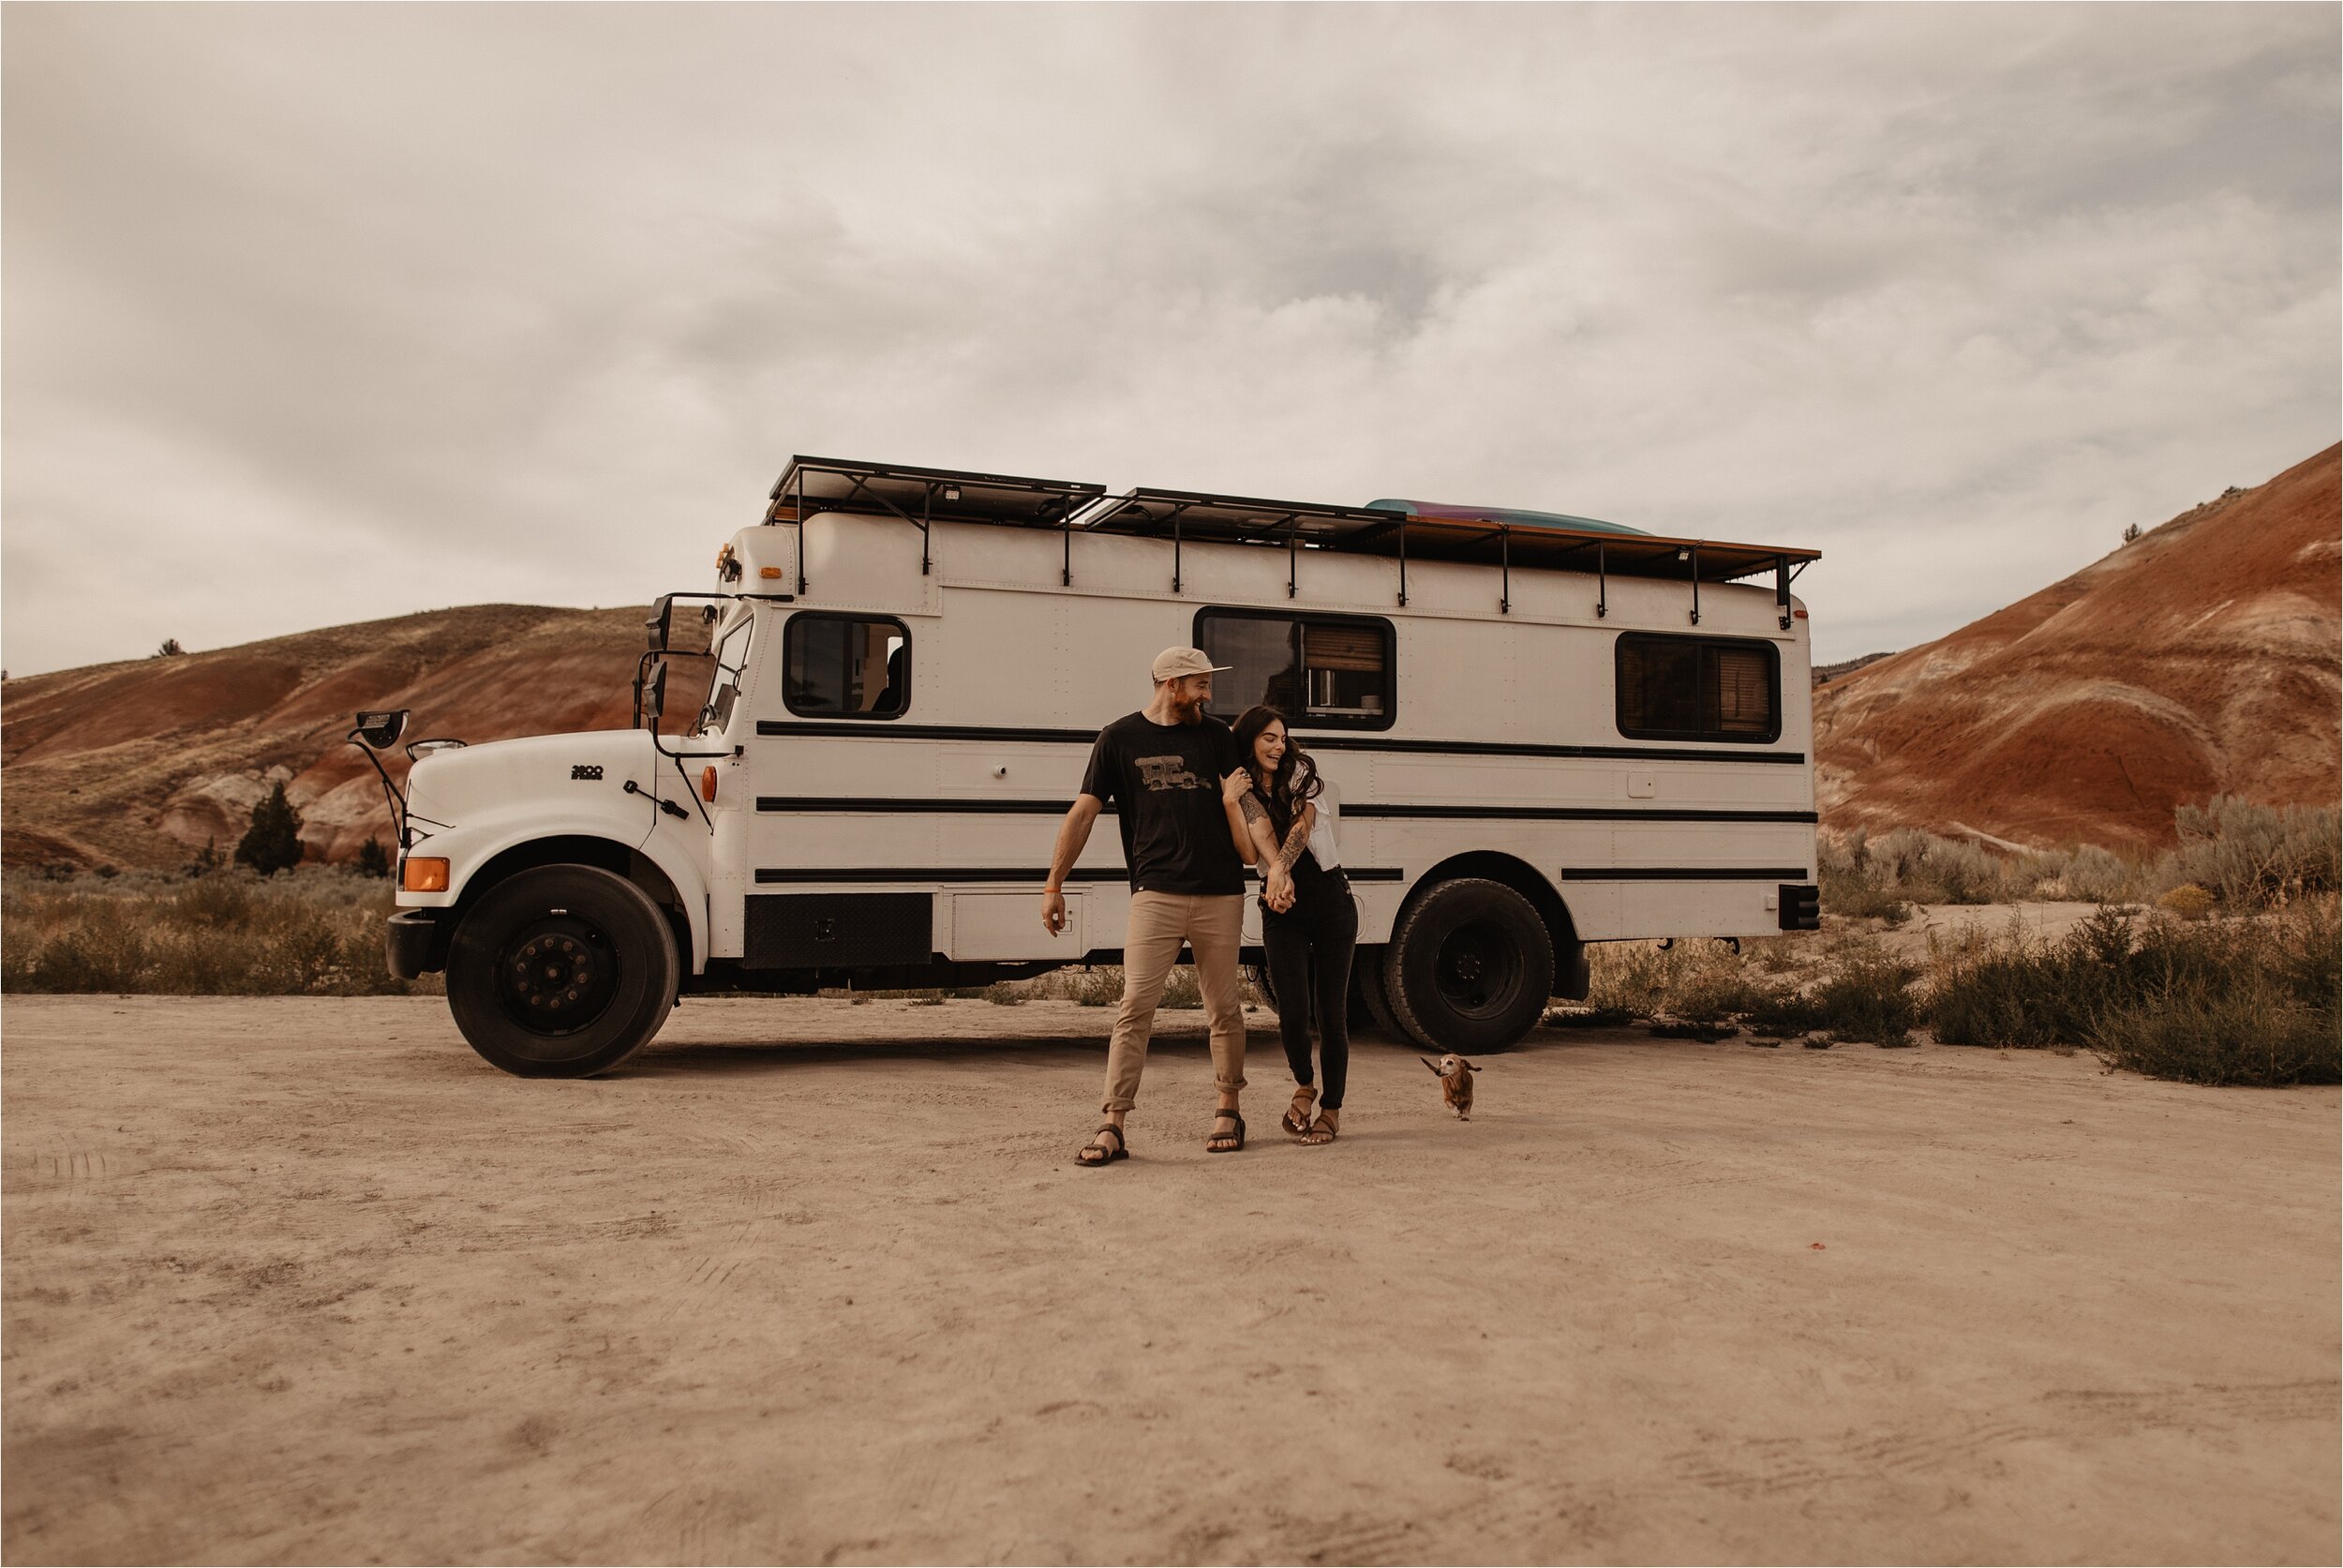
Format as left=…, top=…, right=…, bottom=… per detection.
left=1465, top=1060, right=1480, bottom=1072
left=1421, top=1057, right=1442, bottom=1075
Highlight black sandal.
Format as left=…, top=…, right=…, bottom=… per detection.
left=1206, top=1108, right=1246, bottom=1154
left=1282, top=1085, right=1317, bottom=1138
left=1076, top=1124, right=1127, bottom=1167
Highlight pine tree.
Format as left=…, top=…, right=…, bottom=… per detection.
left=234, top=782, right=305, bottom=876
left=155, top=637, right=186, bottom=657
left=354, top=837, right=391, bottom=878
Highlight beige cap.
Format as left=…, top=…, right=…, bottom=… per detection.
left=1151, top=646, right=1231, bottom=682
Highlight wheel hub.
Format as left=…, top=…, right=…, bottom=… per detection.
left=496, top=916, right=619, bottom=1036
left=1435, top=920, right=1521, bottom=1018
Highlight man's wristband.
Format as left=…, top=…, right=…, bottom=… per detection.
left=1043, top=884, right=1063, bottom=894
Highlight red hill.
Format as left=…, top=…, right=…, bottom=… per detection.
left=1814, top=445, right=2341, bottom=847
left=1, top=605, right=684, bottom=870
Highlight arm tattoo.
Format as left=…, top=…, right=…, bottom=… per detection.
left=1274, top=807, right=1312, bottom=873
left=1237, top=792, right=1268, bottom=826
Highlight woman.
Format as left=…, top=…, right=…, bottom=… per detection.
left=1222, top=705, right=1355, bottom=1145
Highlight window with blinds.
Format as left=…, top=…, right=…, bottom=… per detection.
left=1615, top=633, right=1780, bottom=743
left=1197, top=609, right=1395, bottom=729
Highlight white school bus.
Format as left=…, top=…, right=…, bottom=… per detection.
left=372, top=457, right=1822, bottom=1077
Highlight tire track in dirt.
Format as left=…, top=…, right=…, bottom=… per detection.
left=1663, top=1379, right=2341, bottom=1501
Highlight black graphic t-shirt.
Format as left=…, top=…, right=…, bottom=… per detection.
left=1080, top=711, right=1245, bottom=896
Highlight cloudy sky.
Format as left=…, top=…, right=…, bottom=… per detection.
left=5, top=3, right=2336, bottom=677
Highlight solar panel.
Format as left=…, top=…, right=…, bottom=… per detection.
left=768, top=456, right=1105, bottom=528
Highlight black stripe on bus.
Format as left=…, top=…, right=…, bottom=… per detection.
left=754, top=866, right=1407, bottom=885
left=755, top=719, right=1803, bottom=766
left=754, top=796, right=1815, bottom=825
left=1559, top=867, right=1811, bottom=881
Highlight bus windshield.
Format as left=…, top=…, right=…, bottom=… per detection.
left=694, top=606, right=754, bottom=736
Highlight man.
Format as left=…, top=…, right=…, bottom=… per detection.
left=1043, top=648, right=1292, bottom=1166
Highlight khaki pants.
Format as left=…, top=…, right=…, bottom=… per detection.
left=1101, top=891, right=1247, bottom=1113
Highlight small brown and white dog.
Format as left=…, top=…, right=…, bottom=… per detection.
left=1422, top=1053, right=1480, bottom=1119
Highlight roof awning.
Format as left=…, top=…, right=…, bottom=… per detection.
left=768, top=456, right=1105, bottom=528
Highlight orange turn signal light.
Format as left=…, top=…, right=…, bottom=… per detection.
left=401, top=857, right=451, bottom=893
left=700, top=766, right=719, bottom=802
left=759, top=565, right=783, bottom=579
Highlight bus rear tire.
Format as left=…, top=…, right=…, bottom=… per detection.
left=1351, top=946, right=1408, bottom=1041
left=445, top=864, right=679, bottom=1078
left=1386, top=879, right=1552, bottom=1054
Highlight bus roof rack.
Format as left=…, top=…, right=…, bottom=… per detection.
left=768, top=456, right=1106, bottom=528
left=767, top=457, right=1819, bottom=583
left=1075, top=485, right=1817, bottom=584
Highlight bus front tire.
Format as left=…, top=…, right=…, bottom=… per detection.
left=1385, top=879, right=1553, bottom=1054
left=445, top=864, right=679, bottom=1078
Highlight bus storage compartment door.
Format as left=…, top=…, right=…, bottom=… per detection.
left=952, top=891, right=1082, bottom=961
left=744, top=892, right=932, bottom=968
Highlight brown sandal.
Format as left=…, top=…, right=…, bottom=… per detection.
left=1206, top=1109, right=1246, bottom=1154
left=1282, top=1085, right=1317, bottom=1138
left=1303, top=1110, right=1339, bottom=1146
left=1076, top=1124, right=1127, bottom=1167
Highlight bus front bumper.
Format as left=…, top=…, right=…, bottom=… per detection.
left=386, top=909, right=449, bottom=979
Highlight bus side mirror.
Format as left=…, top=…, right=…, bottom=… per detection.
left=352, top=710, right=408, bottom=751
left=646, top=595, right=675, bottom=652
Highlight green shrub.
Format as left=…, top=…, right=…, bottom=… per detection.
left=1926, top=898, right=2340, bottom=1083
left=1927, top=906, right=2144, bottom=1047
left=1545, top=1005, right=1634, bottom=1029
left=1588, top=939, right=1756, bottom=1021
left=2160, top=797, right=2339, bottom=907
left=1808, top=945, right=1921, bottom=1044
left=1820, top=864, right=1914, bottom=923
left=1741, top=988, right=1826, bottom=1038
left=1070, top=966, right=1123, bottom=1008
left=2089, top=978, right=2339, bottom=1087
left=1158, top=965, right=1204, bottom=1010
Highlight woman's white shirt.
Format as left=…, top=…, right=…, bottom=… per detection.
left=1306, top=780, right=1342, bottom=871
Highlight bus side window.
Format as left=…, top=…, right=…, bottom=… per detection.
left=1196, top=608, right=1394, bottom=729
left=783, top=614, right=911, bottom=720
left=1614, top=633, right=1779, bottom=743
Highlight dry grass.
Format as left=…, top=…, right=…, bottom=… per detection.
left=2, top=867, right=437, bottom=996
left=1560, top=886, right=2337, bottom=1086
left=1820, top=799, right=2338, bottom=913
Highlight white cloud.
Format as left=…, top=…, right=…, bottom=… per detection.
left=4, top=3, right=2336, bottom=674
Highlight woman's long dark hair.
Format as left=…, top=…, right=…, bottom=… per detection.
left=1231, top=705, right=1322, bottom=839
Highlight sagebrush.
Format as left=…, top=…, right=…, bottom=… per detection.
left=3, top=868, right=437, bottom=996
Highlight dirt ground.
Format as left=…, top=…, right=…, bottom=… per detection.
left=4, top=993, right=2336, bottom=1566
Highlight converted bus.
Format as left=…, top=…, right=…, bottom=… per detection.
left=369, top=457, right=1822, bottom=1077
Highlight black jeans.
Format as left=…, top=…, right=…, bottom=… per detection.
left=1260, top=863, right=1357, bottom=1111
